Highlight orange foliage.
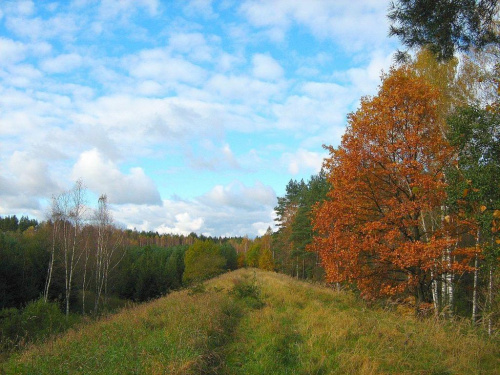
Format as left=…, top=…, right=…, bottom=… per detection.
left=310, top=67, right=477, bottom=302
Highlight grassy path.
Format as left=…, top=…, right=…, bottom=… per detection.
left=2, top=269, right=499, bottom=374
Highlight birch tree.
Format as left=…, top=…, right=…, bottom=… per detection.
left=93, top=194, right=124, bottom=314
left=44, top=180, right=87, bottom=316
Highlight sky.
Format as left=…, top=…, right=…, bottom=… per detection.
left=0, top=0, right=401, bottom=237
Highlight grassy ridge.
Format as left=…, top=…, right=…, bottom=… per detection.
left=2, top=269, right=499, bottom=374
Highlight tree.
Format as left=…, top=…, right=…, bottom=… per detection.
left=220, top=243, right=238, bottom=270
left=447, top=105, right=500, bottom=327
left=18, top=216, right=38, bottom=232
left=182, top=240, right=225, bottom=284
left=44, top=180, right=87, bottom=316
left=258, top=247, right=275, bottom=271
left=273, top=173, right=329, bottom=279
left=388, top=0, right=500, bottom=61
left=0, top=215, right=19, bottom=232
left=245, top=243, right=261, bottom=268
left=310, top=67, right=477, bottom=311
left=93, top=194, right=124, bottom=313
left=0, top=228, right=50, bottom=309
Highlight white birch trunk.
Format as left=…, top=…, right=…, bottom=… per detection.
left=488, top=266, right=493, bottom=335
left=44, top=217, right=58, bottom=302
left=472, top=253, right=479, bottom=323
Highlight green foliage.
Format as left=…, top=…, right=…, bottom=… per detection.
left=117, top=245, right=187, bottom=302
left=273, top=171, right=329, bottom=279
left=447, top=104, right=500, bottom=320
left=245, top=243, right=261, bottom=268
left=447, top=105, right=500, bottom=248
left=183, top=240, right=226, bottom=284
left=0, top=298, right=76, bottom=352
left=388, top=0, right=500, bottom=61
left=0, top=230, right=51, bottom=309
left=0, top=216, right=39, bottom=233
left=220, top=243, right=238, bottom=270
left=229, top=272, right=264, bottom=309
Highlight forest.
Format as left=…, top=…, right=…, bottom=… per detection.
left=1, top=0, right=500, bottom=369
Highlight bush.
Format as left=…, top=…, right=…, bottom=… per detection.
left=0, top=298, right=74, bottom=352
left=229, top=272, right=264, bottom=309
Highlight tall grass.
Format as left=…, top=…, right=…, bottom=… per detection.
left=2, top=269, right=499, bottom=374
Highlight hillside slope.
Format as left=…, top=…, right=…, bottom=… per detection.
left=2, top=269, right=499, bottom=374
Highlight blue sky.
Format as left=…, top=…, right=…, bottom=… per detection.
left=0, top=0, right=400, bottom=237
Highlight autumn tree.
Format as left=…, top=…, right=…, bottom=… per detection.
left=258, top=247, right=275, bottom=271
left=310, top=67, right=477, bottom=311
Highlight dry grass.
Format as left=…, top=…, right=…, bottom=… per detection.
left=2, top=269, right=499, bottom=374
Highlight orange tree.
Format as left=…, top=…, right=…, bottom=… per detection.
left=310, top=67, right=477, bottom=307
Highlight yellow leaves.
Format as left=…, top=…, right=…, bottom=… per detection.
left=463, top=188, right=469, bottom=197
left=411, top=186, right=421, bottom=196
left=480, top=205, right=487, bottom=212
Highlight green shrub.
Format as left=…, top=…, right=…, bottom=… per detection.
left=0, top=298, right=75, bottom=353
left=229, top=273, right=264, bottom=309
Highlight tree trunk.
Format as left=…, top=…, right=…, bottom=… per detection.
left=488, top=266, right=493, bottom=335
left=472, top=254, right=479, bottom=323
left=44, top=220, right=58, bottom=302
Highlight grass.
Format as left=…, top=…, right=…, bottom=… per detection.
left=2, top=269, right=499, bottom=374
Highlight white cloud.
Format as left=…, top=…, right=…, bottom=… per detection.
left=1, top=63, right=42, bottom=87
left=240, top=0, right=390, bottom=51
left=6, top=14, right=78, bottom=42
left=72, top=149, right=162, bottom=205
left=282, top=148, right=325, bottom=175
left=206, top=73, right=283, bottom=106
left=272, top=93, right=344, bottom=132
left=342, top=50, right=395, bottom=93
left=0, top=151, right=60, bottom=217
left=188, top=141, right=240, bottom=171
left=6, top=151, right=60, bottom=195
left=252, top=53, right=284, bottom=81
left=127, top=48, right=207, bottom=85
left=98, top=0, right=160, bottom=19
left=182, top=0, right=216, bottom=18
left=1, top=1, right=35, bottom=17
left=112, top=180, right=277, bottom=237
left=76, top=95, right=229, bottom=152
left=41, top=53, right=83, bottom=73
left=253, top=219, right=275, bottom=236
left=0, top=38, right=27, bottom=65
left=200, top=180, right=276, bottom=209
left=168, top=32, right=216, bottom=62
left=156, top=212, right=204, bottom=235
